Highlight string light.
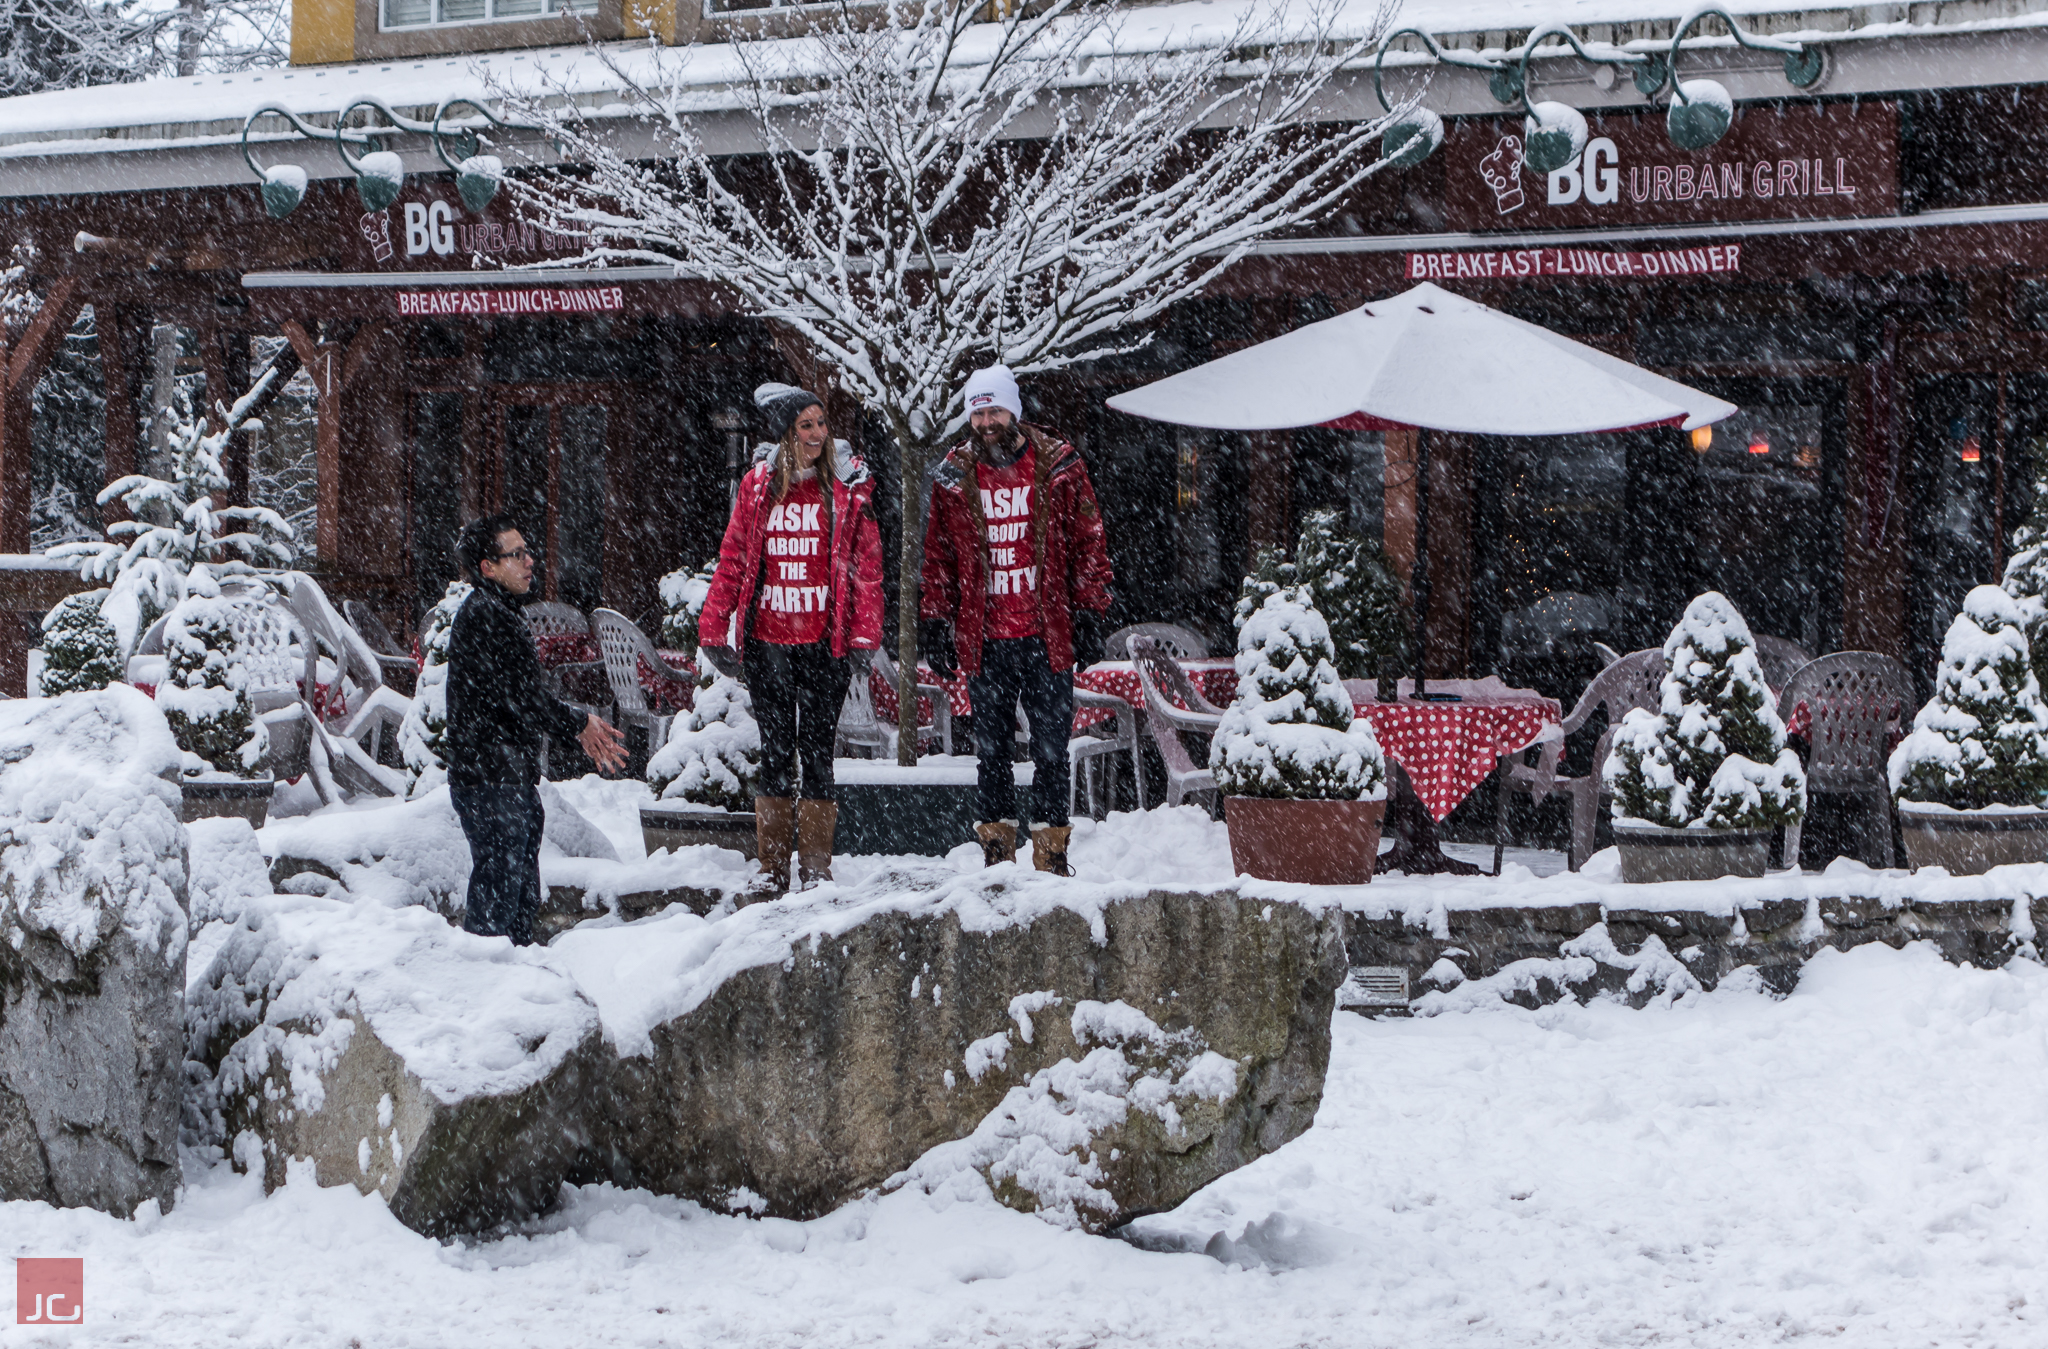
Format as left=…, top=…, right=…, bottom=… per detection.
left=1960, top=435, right=1982, bottom=463
left=1748, top=435, right=1770, bottom=455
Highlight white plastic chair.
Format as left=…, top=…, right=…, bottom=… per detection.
left=1103, top=622, right=1209, bottom=660
left=592, top=608, right=682, bottom=755
left=1775, top=651, right=1912, bottom=869
left=1067, top=688, right=1146, bottom=817
left=1500, top=648, right=1664, bottom=870
left=1128, top=636, right=1221, bottom=811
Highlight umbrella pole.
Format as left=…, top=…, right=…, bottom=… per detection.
left=1413, top=429, right=1429, bottom=698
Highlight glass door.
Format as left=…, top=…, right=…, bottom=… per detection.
left=493, top=393, right=612, bottom=610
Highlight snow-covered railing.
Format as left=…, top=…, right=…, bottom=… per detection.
left=1371, top=5, right=1828, bottom=177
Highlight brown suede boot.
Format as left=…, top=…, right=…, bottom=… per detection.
left=796, top=799, right=839, bottom=889
left=750, top=797, right=795, bottom=899
left=1031, top=825, right=1075, bottom=877
left=976, top=820, right=1019, bottom=867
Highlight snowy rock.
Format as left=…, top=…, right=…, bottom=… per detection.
left=195, top=877, right=1343, bottom=1237
left=0, top=688, right=188, bottom=1216
left=591, top=887, right=1345, bottom=1231
left=188, top=893, right=604, bottom=1237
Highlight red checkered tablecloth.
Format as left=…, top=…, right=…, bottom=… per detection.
left=1356, top=697, right=1562, bottom=822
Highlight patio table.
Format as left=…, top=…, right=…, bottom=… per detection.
left=1354, top=691, right=1562, bottom=875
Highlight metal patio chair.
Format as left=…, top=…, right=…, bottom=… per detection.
left=1775, top=651, right=1912, bottom=869
left=1500, top=647, right=1665, bottom=870
left=1128, top=636, right=1222, bottom=811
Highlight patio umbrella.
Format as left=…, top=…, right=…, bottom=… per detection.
left=1104, top=281, right=1737, bottom=688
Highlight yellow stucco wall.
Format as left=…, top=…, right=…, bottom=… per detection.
left=291, top=0, right=357, bottom=65
left=622, top=0, right=677, bottom=43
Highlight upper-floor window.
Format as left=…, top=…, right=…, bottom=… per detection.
left=382, top=0, right=594, bottom=29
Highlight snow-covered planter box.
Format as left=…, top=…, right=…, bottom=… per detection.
left=1603, top=593, right=1806, bottom=883
left=640, top=802, right=758, bottom=860
left=1890, top=585, right=2048, bottom=875
left=1212, top=588, right=1387, bottom=884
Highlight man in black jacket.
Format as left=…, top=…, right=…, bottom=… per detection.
left=447, top=515, right=626, bottom=945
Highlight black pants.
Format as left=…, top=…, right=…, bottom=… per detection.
left=745, top=640, right=850, bottom=799
left=968, top=636, right=1073, bottom=828
left=452, top=777, right=547, bottom=946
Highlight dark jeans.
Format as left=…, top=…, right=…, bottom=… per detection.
left=968, top=636, right=1073, bottom=828
left=745, top=640, right=850, bottom=799
left=452, top=777, right=547, bottom=946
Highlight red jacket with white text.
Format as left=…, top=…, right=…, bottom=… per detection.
left=698, top=443, right=884, bottom=659
left=919, top=425, right=1114, bottom=676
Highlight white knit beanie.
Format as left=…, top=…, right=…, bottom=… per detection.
left=961, top=363, right=1022, bottom=421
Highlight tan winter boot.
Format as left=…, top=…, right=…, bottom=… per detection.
left=749, top=797, right=795, bottom=900
left=976, top=820, right=1019, bottom=867
left=1031, top=825, right=1075, bottom=877
left=796, top=799, right=839, bottom=890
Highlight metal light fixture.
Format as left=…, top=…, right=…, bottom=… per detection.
left=1748, top=435, right=1771, bottom=455
left=1523, top=101, right=1589, bottom=175
left=1666, top=79, right=1734, bottom=151
left=338, top=100, right=408, bottom=213
left=241, top=104, right=332, bottom=219
left=1690, top=426, right=1713, bottom=452
left=433, top=99, right=538, bottom=215
left=1379, top=108, right=1445, bottom=169
left=1960, top=435, right=1982, bottom=463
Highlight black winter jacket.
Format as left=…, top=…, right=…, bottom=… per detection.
left=446, top=580, right=588, bottom=786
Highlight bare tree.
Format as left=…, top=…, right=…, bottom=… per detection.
left=508, top=0, right=1402, bottom=762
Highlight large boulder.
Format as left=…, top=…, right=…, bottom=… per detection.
left=187, top=894, right=603, bottom=1237
left=197, top=870, right=1344, bottom=1237
left=585, top=888, right=1344, bottom=1230
left=0, top=688, right=188, bottom=1216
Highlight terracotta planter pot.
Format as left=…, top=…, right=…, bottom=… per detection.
left=1613, top=821, right=1771, bottom=883
left=641, top=804, right=758, bottom=860
left=1224, top=796, right=1385, bottom=885
left=1898, top=804, right=2048, bottom=875
left=180, top=772, right=275, bottom=826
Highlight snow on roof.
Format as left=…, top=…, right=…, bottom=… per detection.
left=0, top=0, right=2039, bottom=153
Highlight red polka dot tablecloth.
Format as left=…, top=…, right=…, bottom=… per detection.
left=866, top=659, right=1239, bottom=735
left=1356, top=697, right=1562, bottom=822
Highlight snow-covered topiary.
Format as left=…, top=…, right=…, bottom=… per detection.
left=657, top=559, right=717, bottom=654
left=1603, top=592, right=1806, bottom=831
left=1294, top=508, right=1409, bottom=684
left=50, top=382, right=294, bottom=656
left=37, top=589, right=122, bottom=695
left=1890, top=584, right=2048, bottom=811
left=1210, top=587, right=1386, bottom=801
left=646, top=673, right=760, bottom=811
left=157, top=597, right=269, bottom=777
left=398, top=580, right=469, bottom=798
left=1232, top=545, right=1296, bottom=635
left=2002, top=466, right=2048, bottom=691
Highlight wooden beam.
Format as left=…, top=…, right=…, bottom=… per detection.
left=283, top=320, right=344, bottom=563
left=98, top=303, right=144, bottom=529
left=6, top=277, right=83, bottom=393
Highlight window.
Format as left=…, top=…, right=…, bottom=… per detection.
left=382, top=0, right=593, bottom=30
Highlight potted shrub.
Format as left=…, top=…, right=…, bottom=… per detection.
left=1211, top=586, right=1388, bottom=884
left=158, top=596, right=274, bottom=824
left=642, top=672, right=762, bottom=859
left=1603, top=592, right=1806, bottom=882
left=1890, top=584, right=2048, bottom=874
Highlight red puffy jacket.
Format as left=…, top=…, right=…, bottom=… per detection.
left=920, top=425, right=1114, bottom=676
left=699, top=448, right=884, bottom=658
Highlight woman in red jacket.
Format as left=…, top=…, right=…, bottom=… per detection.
left=698, top=383, right=884, bottom=893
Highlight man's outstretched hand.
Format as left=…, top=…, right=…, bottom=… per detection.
left=581, top=713, right=628, bottom=774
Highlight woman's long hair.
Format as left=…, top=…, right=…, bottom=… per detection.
left=769, top=420, right=835, bottom=547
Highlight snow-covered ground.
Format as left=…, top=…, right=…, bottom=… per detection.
left=8, top=941, right=2045, bottom=1345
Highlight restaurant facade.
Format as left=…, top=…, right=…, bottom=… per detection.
left=4, top=0, right=2048, bottom=706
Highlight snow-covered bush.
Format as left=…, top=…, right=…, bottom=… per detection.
left=37, top=589, right=122, bottom=695
left=1603, top=592, right=1806, bottom=831
left=646, top=673, right=760, bottom=810
left=398, top=580, right=469, bottom=798
left=1233, top=546, right=1296, bottom=634
left=1890, top=584, right=2048, bottom=811
left=1210, top=587, right=1386, bottom=801
left=50, top=383, right=293, bottom=655
left=657, top=559, right=717, bottom=654
left=158, top=597, right=269, bottom=777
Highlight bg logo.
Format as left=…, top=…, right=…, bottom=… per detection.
left=16, top=1258, right=83, bottom=1324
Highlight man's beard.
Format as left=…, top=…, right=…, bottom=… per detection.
left=975, top=421, right=1020, bottom=453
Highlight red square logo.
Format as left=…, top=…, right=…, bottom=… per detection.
left=16, top=1258, right=83, bottom=1324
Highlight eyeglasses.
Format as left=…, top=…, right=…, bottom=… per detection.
left=492, top=547, right=534, bottom=562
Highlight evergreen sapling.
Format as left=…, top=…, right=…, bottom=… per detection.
left=646, top=673, right=761, bottom=812
left=1293, top=507, right=1409, bottom=684
left=1211, top=586, right=1386, bottom=801
left=398, top=580, right=470, bottom=797
left=657, top=559, right=718, bottom=655
left=1604, top=591, right=1806, bottom=830
left=37, top=589, right=122, bottom=695
left=1891, top=584, right=2048, bottom=810
left=157, top=597, right=268, bottom=776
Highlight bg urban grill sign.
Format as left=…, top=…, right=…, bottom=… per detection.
left=1442, top=101, right=1899, bottom=231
